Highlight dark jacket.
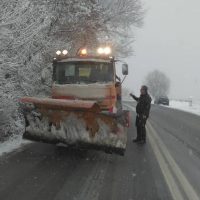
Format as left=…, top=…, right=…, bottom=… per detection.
left=131, top=93, right=152, bottom=118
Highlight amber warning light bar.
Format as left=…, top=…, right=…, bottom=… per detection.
left=54, top=47, right=112, bottom=59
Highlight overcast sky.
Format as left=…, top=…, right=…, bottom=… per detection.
left=124, top=0, right=200, bottom=99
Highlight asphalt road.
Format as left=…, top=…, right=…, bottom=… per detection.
left=0, top=102, right=200, bottom=200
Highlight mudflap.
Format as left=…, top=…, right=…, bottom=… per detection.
left=21, top=103, right=129, bottom=156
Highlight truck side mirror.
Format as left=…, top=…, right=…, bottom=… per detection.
left=122, top=64, right=128, bottom=75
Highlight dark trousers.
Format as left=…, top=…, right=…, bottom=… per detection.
left=136, top=115, right=147, bottom=141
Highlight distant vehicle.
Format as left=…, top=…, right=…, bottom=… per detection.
left=154, top=96, right=169, bottom=106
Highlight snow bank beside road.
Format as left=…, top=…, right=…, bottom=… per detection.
left=0, top=136, right=30, bottom=156
left=169, top=100, right=200, bottom=116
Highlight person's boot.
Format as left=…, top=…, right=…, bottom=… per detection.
left=138, top=137, right=146, bottom=144
left=139, top=128, right=146, bottom=144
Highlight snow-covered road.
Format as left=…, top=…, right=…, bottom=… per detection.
left=1, top=102, right=200, bottom=199
left=1, top=102, right=200, bottom=200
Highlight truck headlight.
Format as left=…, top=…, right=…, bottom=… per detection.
left=62, top=50, right=68, bottom=55
left=104, top=47, right=111, bottom=55
left=56, top=50, right=61, bottom=55
left=97, top=47, right=104, bottom=54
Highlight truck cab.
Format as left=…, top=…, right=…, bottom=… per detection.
left=52, top=49, right=128, bottom=112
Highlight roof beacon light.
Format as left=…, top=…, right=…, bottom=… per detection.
left=80, top=48, right=87, bottom=56
left=62, top=50, right=68, bottom=55
left=97, top=47, right=111, bottom=55
left=56, top=50, right=61, bottom=55
left=104, top=47, right=111, bottom=55
left=97, top=47, right=104, bottom=54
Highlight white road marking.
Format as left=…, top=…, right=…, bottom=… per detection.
left=125, top=103, right=200, bottom=200
left=148, top=123, right=200, bottom=200
left=148, top=125, right=184, bottom=200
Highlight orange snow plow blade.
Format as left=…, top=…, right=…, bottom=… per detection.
left=20, top=97, right=129, bottom=155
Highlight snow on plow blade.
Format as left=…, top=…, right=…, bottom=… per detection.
left=20, top=97, right=129, bottom=155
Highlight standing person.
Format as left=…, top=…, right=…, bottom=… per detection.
left=130, top=85, right=152, bottom=144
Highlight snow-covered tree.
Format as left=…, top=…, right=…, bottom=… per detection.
left=0, top=0, right=143, bottom=139
left=145, top=70, right=170, bottom=99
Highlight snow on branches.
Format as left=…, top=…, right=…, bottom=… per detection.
left=0, top=0, right=143, bottom=139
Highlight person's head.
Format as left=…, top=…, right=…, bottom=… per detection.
left=140, top=85, right=148, bottom=95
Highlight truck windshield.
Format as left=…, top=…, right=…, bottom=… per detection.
left=54, top=61, right=114, bottom=84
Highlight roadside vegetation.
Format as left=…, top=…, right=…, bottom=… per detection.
left=0, top=0, right=143, bottom=140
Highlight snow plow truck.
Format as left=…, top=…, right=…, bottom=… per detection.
left=20, top=47, right=130, bottom=155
